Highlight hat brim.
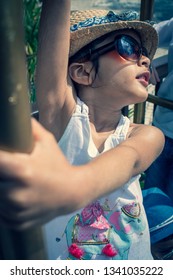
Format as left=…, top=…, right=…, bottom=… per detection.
left=70, top=21, right=158, bottom=60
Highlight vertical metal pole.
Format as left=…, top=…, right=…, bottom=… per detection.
left=0, top=0, right=47, bottom=259
left=140, top=0, right=154, bottom=21
left=134, top=0, right=155, bottom=124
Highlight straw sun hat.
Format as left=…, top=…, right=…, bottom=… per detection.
left=70, top=10, right=158, bottom=60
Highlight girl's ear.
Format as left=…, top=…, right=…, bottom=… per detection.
left=68, top=61, right=95, bottom=85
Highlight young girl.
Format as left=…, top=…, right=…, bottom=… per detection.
left=0, top=0, right=164, bottom=260
left=35, top=0, right=163, bottom=260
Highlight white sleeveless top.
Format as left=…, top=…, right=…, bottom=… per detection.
left=43, top=98, right=153, bottom=260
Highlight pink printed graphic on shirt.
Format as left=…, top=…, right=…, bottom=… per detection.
left=64, top=199, right=146, bottom=259
left=78, top=201, right=105, bottom=226
left=109, top=211, right=121, bottom=230
left=73, top=201, right=110, bottom=243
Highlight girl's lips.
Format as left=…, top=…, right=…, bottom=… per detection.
left=137, top=76, right=149, bottom=87
left=136, top=72, right=150, bottom=87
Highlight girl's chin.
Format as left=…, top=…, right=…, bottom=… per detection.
left=136, top=89, right=148, bottom=103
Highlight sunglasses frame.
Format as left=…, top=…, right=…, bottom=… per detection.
left=70, top=34, right=148, bottom=64
left=91, top=35, right=148, bottom=62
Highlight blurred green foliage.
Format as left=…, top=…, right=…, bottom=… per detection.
left=23, top=0, right=41, bottom=103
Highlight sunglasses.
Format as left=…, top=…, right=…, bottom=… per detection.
left=70, top=35, right=149, bottom=63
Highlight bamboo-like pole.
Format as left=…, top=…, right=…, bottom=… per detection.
left=0, top=0, right=47, bottom=259
left=0, top=0, right=33, bottom=152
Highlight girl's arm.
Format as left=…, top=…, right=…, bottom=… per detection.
left=36, top=0, right=76, bottom=141
left=0, top=119, right=164, bottom=230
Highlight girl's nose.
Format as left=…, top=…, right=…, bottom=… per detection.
left=138, top=55, right=151, bottom=70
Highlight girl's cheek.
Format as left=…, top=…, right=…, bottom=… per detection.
left=107, top=51, right=123, bottom=62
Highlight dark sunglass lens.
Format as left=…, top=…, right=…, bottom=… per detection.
left=116, top=36, right=141, bottom=61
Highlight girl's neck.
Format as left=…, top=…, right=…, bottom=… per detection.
left=88, top=103, right=122, bottom=133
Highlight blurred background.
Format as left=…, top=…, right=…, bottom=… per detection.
left=71, top=0, right=173, bottom=21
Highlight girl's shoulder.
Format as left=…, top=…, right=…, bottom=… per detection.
left=127, top=123, right=164, bottom=141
